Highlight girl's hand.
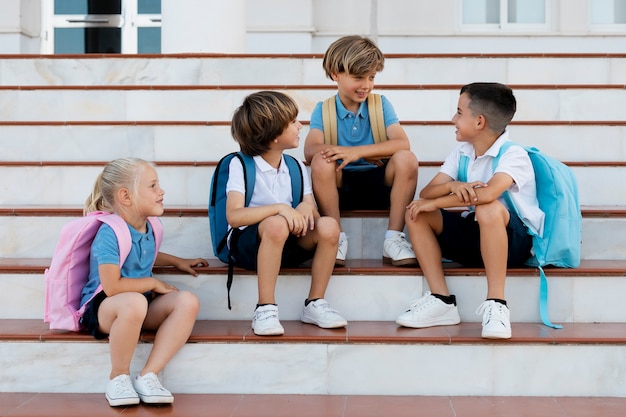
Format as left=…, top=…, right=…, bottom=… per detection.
left=173, top=258, right=209, bottom=277
left=153, top=279, right=179, bottom=294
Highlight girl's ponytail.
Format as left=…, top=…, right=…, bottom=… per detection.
left=84, top=172, right=112, bottom=215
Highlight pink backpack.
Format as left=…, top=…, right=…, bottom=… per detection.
left=44, top=211, right=163, bottom=331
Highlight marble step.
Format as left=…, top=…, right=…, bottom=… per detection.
left=1, top=123, right=625, bottom=163
left=1, top=87, right=625, bottom=122
left=1, top=55, right=625, bottom=86
left=2, top=259, right=626, bottom=323
left=1, top=319, right=626, bottom=397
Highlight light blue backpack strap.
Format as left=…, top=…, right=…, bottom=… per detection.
left=538, top=266, right=562, bottom=329
left=458, top=154, right=469, bottom=183
left=493, top=141, right=562, bottom=329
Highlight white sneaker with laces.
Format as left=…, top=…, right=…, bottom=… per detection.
left=383, top=233, right=418, bottom=266
left=105, top=374, right=140, bottom=407
left=476, top=300, right=512, bottom=339
left=336, top=235, right=348, bottom=266
left=395, top=292, right=461, bottom=328
left=133, top=372, right=174, bottom=404
left=301, top=299, right=348, bottom=328
left=252, top=304, right=284, bottom=336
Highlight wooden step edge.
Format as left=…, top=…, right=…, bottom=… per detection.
left=2, top=319, right=626, bottom=345
left=1, top=206, right=625, bottom=218
left=1, top=258, right=625, bottom=277
left=1, top=83, right=626, bottom=91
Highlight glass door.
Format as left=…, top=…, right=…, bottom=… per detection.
left=42, top=0, right=161, bottom=54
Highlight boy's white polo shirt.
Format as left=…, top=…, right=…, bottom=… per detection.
left=440, top=131, right=545, bottom=236
left=225, top=154, right=312, bottom=208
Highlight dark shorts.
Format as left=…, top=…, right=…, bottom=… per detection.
left=436, top=209, right=533, bottom=268
left=338, top=161, right=391, bottom=210
left=80, top=290, right=152, bottom=340
left=229, top=223, right=315, bottom=271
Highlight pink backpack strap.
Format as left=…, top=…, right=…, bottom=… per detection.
left=147, top=216, right=163, bottom=254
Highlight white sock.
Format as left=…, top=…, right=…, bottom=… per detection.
left=385, top=230, right=402, bottom=239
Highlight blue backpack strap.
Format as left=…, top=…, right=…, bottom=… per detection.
left=492, top=141, right=562, bottom=330
left=223, top=152, right=257, bottom=310
left=283, top=154, right=304, bottom=207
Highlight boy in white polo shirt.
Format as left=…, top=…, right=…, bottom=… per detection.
left=225, top=91, right=347, bottom=336
left=396, top=83, right=543, bottom=339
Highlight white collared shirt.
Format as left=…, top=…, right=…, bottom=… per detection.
left=440, top=131, right=545, bottom=235
left=225, top=153, right=312, bottom=212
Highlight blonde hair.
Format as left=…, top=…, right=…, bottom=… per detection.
left=84, top=157, right=153, bottom=215
left=322, top=35, right=384, bottom=79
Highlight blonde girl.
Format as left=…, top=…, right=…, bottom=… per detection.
left=80, top=157, right=207, bottom=406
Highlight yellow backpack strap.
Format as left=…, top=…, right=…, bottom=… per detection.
left=368, top=93, right=387, bottom=143
left=321, top=96, right=338, bottom=146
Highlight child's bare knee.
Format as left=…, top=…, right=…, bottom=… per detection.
left=259, top=216, right=290, bottom=241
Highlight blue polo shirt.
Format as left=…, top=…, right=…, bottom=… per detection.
left=80, top=221, right=157, bottom=306
left=309, top=94, right=399, bottom=171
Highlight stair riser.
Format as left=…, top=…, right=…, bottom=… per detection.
left=2, top=89, right=626, bottom=122
left=4, top=273, right=626, bottom=323
left=2, top=341, right=624, bottom=396
left=1, top=57, right=625, bottom=86
left=1, top=216, right=625, bottom=260
left=2, top=125, right=625, bottom=163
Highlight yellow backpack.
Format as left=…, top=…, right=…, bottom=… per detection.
left=321, top=93, right=387, bottom=145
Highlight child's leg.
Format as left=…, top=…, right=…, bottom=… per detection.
left=140, top=290, right=200, bottom=376
left=97, top=292, right=149, bottom=379
left=297, top=216, right=340, bottom=299
left=404, top=209, right=449, bottom=295
left=385, top=150, right=418, bottom=231
left=474, top=201, right=510, bottom=299
left=257, top=215, right=290, bottom=304
left=309, top=153, right=343, bottom=228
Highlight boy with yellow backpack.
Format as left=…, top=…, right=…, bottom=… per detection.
left=304, top=35, right=419, bottom=266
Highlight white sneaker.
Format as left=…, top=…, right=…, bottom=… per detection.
left=476, top=300, right=512, bottom=339
left=395, top=292, right=461, bottom=328
left=383, top=233, right=418, bottom=266
left=301, top=299, right=348, bottom=328
left=252, top=304, right=284, bottom=336
left=133, top=372, right=174, bottom=404
left=336, top=235, right=348, bottom=266
left=105, top=374, right=139, bottom=407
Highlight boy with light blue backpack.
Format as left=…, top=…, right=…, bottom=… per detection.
left=396, top=82, right=580, bottom=339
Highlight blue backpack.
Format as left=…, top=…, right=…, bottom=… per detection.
left=209, top=151, right=304, bottom=308
left=459, top=141, right=582, bottom=329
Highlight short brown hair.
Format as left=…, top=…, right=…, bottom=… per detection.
left=230, top=91, right=299, bottom=156
left=322, top=35, right=384, bottom=79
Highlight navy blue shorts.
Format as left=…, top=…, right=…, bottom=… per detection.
left=229, top=223, right=315, bottom=271
left=338, top=161, right=391, bottom=210
left=80, top=290, right=152, bottom=340
left=436, top=209, right=533, bottom=267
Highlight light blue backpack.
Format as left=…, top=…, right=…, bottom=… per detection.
left=459, top=141, right=582, bottom=329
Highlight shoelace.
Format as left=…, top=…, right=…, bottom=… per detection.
left=476, top=301, right=507, bottom=324
left=111, top=376, right=135, bottom=396
left=406, top=292, right=435, bottom=311
left=140, top=374, right=166, bottom=392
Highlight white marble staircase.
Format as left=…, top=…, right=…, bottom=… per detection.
left=1, top=54, right=626, bottom=400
